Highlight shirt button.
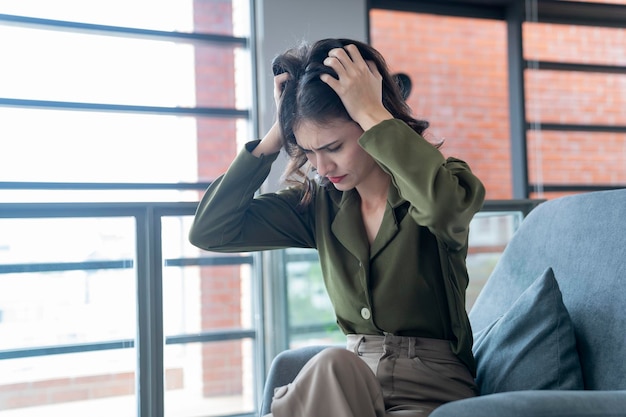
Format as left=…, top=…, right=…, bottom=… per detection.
left=361, top=307, right=371, bottom=320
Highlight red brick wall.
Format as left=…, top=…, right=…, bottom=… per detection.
left=193, top=0, right=243, bottom=397
left=524, top=22, right=626, bottom=193
left=199, top=267, right=244, bottom=397
left=370, top=10, right=626, bottom=200
left=371, top=11, right=512, bottom=199
left=0, top=369, right=182, bottom=411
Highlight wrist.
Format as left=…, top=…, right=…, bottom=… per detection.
left=357, top=109, right=394, bottom=132
left=252, top=123, right=283, bottom=157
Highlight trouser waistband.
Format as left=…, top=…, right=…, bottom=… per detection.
left=347, top=334, right=454, bottom=360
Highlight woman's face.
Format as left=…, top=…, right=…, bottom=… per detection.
left=294, top=118, right=380, bottom=191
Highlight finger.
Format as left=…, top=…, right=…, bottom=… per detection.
left=320, top=72, right=340, bottom=92
left=343, top=44, right=367, bottom=67
left=323, top=55, right=348, bottom=79
left=274, top=72, right=289, bottom=90
left=327, top=46, right=351, bottom=59
left=327, top=47, right=352, bottom=67
left=274, top=72, right=290, bottom=87
left=365, top=60, right=381, bottom=77
left=273, top=72, right=290, bottom=99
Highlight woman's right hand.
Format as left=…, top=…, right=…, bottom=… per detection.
left=273, top=71, right=290, bottom=108
left=320, top=44, right=392, bottom=132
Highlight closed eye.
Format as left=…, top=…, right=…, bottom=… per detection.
left=297, top=140, right=341, bottom=154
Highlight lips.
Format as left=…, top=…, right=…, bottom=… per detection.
left=327, top=175, right=346, bottom=184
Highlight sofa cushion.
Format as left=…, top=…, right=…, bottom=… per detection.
left=469, top=190, right=626, bottom=390
left=472, top=267, right=583, bottom=395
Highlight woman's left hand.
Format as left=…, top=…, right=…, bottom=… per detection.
left=320, top=44, right=393, bottom=131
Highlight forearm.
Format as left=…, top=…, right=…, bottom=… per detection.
left=252, top=121, right=283, bottom=158
left=189, top=141, right=316, bottom=252
left=189, top=142, right=277, bottom=251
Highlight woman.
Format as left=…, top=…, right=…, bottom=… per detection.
left=189, top=38, right=485, bottom=417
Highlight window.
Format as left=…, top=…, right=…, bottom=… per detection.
left=370, top=9, right=511, bottom=200
left=0, top=2, right=260, bottom=417
left=524, top=21, right=626, bottom=198
left=368, top=0, right=626, bottom=199
left=0, top=0, right=252, bottom=200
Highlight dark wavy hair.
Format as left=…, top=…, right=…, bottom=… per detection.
left=272, top=38, right=430, bottom=205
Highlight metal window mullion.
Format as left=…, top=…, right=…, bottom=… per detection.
left=135, top=206, right=164, bottom=417
left=251, top=251, right=266, bottom=412
left=262, top=249, right=290, bottom=369
left=527, top=60, right=626, bottom=75
left=0, top=181, right=212, bottom=191
left=529, top=123, right=626, bottom=134
left=507, top=2, right=530, bottom=199
left=530, top=184, right=626, bottom=193
left=368, top=0, right=505, bottom=20
left=0, top=98, right=249, bottom=118
left=536, top=0, right=626, bottom=29
left=0, top=13, right=247, bottom=46
left=247, top=1, right=268, bottom=410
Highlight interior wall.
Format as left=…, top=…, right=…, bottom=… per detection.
left=252, top=0, right=368, bottom=372
left=254, top=0, right=368, bottom=191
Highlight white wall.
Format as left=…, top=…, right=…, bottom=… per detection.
left=254, top=0, right=368, bottom=190
left=252, top=0, right=368, bottom=376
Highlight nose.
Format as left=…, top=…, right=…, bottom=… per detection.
left=314, top=153, right=333, bottom=177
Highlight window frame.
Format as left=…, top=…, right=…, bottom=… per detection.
left=368, top=0, right=626, bottom=197
left=0, top=2, right=263, bottom=416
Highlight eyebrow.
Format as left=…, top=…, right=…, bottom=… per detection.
left=297, top=140, right=340, bottom=152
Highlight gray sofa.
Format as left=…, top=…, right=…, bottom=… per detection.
left=260, top=189, right=626, bottom=416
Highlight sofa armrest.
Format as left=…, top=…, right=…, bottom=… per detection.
left=260, top=345, right=329, bottom=416
left=430, top=390, right=626, bottom=417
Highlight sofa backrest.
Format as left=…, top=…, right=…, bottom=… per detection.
left=469, top=189, right=626, bottom=390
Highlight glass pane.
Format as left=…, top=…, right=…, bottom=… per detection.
left=0, top=217, right=136, bottom=347
left=285, top=248, right=344, bottom=349
left=162, top=215, right=255, bottom=334
left=0, top=109, right=249, bottom=189
left=193, top=0, right=251, bottom=37
left=0, top=109, right=197, bottom=183
left=162, top=262, right=254, bottom=333
left=162, top=216, right=259, bottom=416
left=555, top=0, right=626, bottom=4
left=466, top=212, right=523, bottom=310
left=0, top=25, right=249, bottom=108
left=527, top=130, right=626, bottom=189
left=196, top=118, right=249, bottom=183
left=529, top=191, right=578, bottom=200
left=164, top=340, right=256, bottom=417
left=524, top=22, right=626, bottom=66
left=0, top=0, right=251, bottom=36
left=0, top=350, right=136, bottom=416
left=370, top=10, right=511, bottom=199
left=525, top=71, right=626, bottom=126
left=0, top=216, right=137, bottom=414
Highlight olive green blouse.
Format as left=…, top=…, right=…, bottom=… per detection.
left=189, top=119, right=485, bottom=374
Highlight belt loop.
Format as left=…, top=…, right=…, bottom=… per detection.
left=353, top=335, right=365, bottom=356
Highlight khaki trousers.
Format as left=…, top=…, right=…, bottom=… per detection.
left=265, top=334, right=478, bottom=417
